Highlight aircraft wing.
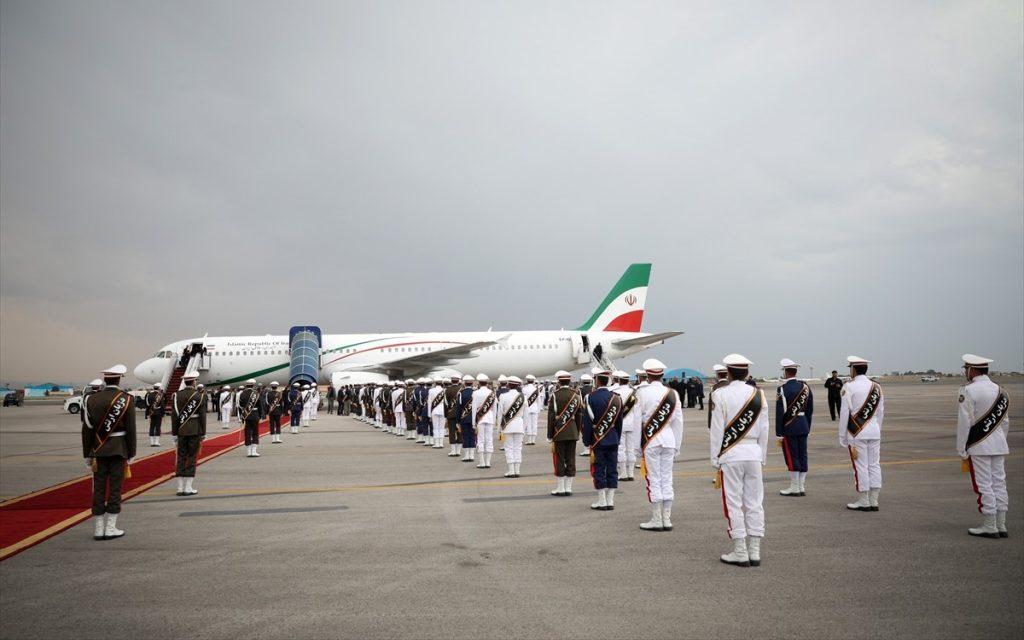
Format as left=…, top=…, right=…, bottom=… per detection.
left=337, top=340, right=501, bottom=378
left=611, top=331, right=684, bottom=349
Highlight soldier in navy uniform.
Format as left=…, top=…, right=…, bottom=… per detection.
left=82, top=365, right=136, bottom=540
left=582, top=369, right=623, bottom=511
left=266, top=381, right=284, bottom=443
left=775, top=359, right=813, bottom=496
left=457, top=375, right=477, bottom=462
left=239, top=379, right=261, bottom=457
left=445, top=375, right=462, bottom=457
left=288, top=382, right=303, bottom=433
left=414, top=378, right=431, bottom=444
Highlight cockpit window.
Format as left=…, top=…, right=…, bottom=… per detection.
left=152, top=350, right=175, bottom=358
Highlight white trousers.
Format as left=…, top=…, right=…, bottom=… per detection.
left=221, top=407, right=232, bottom=428
left=301, top=405, right=311, bottom=426
left=525, top=412, right=539, bottom=437
left=310, top=400, right=319, bottom=418
left=720, top=460, right=765, bottom=539
left=477, top=423, right=495, bottom=453
left=970, top=455, right=1009, bottom=515
left=619, top=430, right=639, bottom=468
left=643, top=445, right=675, bottom=503
left=394, top=412, right=404, bottom=431
left=432, top=415, right=446, bottom=440
left=848, top=440, right=882, bottom=492
left=374, top=409, right=382, bottom=425
left=503, top=432, right=523, bottom=464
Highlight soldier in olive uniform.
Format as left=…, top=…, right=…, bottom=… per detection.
left=144, top=383, right=165, bottom=447
left=172, top=372, right=206, bottom=496
left=548, top=370, right=582, bottom=497
left=238, top=379, right=262, bottom=457
left=82, top=364, right=136, bottom=540
left=266, top=381, right=284, bottom=443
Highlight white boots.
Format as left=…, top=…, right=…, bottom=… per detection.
left=640, top=503, right=664, bottom=531
left=799, top=472, right=807, bottom=494
left=780, top=472, right=802, bottom=496
left=846, top=491, right=871, bottom=511
left=291, top=426, right=298, bottom=434
left=93, top=516, right=106, bottom=540
left=433, top=437, right=444, bottom=449
left=748, top=536, right=762, bottom=566
left=868, top=488, right=880, bottom=510
left=997, top=511, right=1009, bottom=538
left=591, top=489, right=608, bottom=510
left=104, top=514, right=124, bottom=539
left=184, top=477, right=197, bottom=495
left=564, top=476, right=573, bottom=495
left=462, top=447, right=475, bottom=462
left=503, top=463, right=520, bottom=478
left=662, top=500, right=673, bottom=530
left=176, top=477, right=186, bottom=496
left=968, top=514, right=1000, bottom=538
left=551, top=476, right=566, bottom=496
left=149, top=436, right=160, bottom=447
left=720, top=537, right=750, bottom=566
left=476, top=452, right=492, bottom=469
left=246, top=444, right=261, bottom=457
left=606, top=488, right=615, bottom=510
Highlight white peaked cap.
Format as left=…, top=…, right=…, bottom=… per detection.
left=634, top=369, right=646, bottom=376
left=197, top=384, right=205, bottom=389
left=451, top=375, right=461, bottom=380
left=590, top=366, right=605, bottom=376
left=580, top=374, right=593, bottom=382
left=292, top=382, right=300, bottom=387
left=713, top=364, right=727, bottom=373
left=779, top=358, right=800, bottom=369
left=643, top=358, right=667, bottom=373
left=245, top=378, right=256, bottom=385
left=223, top=385, right=232, bottom=390
left=406, top=379, right=415, bottom=384
left=462, top=374, right=474, bottom=382
left=722, top=354, right=753, bottom=367
left=302, top=384, right=310, bottom=389
left=102, top=364, right=128, bottom=376
left=397, top=381, right=405, bottom=386
left=154, top=383, right=163, bottom=388
left=476, top=373, right=490, bottom=382
left=270, top=381, right=279, bottom=386
left=182, top=371, right=199, bottom=380
left=963, top=354, right=994, bottom=366
left=613, top=370, right=630, bottom=379
left=498, top=374, right=508, bottom=382
left=846, top=355, right=870, bottom=365
left=434, top=377, right=443, bottom=383
left=508, top=376, right=522, bottom=385
left=556, top=370, right=572, bottom=379
left=525, top=374, right=536, bottom=381
left=89, top=379, right=103, bottom=387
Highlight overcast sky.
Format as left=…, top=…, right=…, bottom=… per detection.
left=1, top=0, right=1022, bottom=384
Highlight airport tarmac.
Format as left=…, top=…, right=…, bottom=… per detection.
left=1, top=380, right=1022, bottom=639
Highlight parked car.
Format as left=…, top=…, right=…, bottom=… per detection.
left=65, top=390, right=149, bottom=414
left=3, top=390, right=24, bottom=407
left=921, top=375, right=939, bottom=383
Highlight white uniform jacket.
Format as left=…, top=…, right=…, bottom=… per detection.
left=709, top=380, right=769, bottom=467
left=636, top=381, right=683, bottom=454
left=838, top=375, right=884, bottom=446
left=471, top=387, right=497, bottom=427
left=428, top=386, right=445, bottom=417
left=957, top=375, right=1010, bottom=458
left=497, top=388, right=525, bottom=434
left=614, top=384, right=641, bottom=433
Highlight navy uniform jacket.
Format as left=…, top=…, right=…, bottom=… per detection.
left=287, top=389, right=302, bottom=414
left=456, top=387, right=474, bottom=427
left=415, top=386, right=430, bottom=421
left=497, top=385, right=509, bottom=398
left=581, top=387, right=623, bottom=449
left=775, top=378, right=813, bottom=437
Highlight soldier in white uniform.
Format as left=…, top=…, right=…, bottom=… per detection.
left=219, top=386, right=233, bottom=429
left=472, top=373, right=497, bottom=469
left=498, top=376, right=527, bottom=477
left=309, top=385, right=320, bottom=421
left=634, top=369, right=649, bottom=469
left=300, top=384, right=313, bottom=427
left=522, top=374, right=543, bottom=446
left=392, top=381, right=406, bottom=438
left=636, top=359, right=684, bottom=532
left=838, top=356, right=884, bottom=511
left=429, top=378, right=446, bottom=448
left=711, top=354, right=770, bottom=567
left=372, top=383, right=383, bottom=429
left=613, top=370, right=640, bottom=481
left=957, top=354, right=1011, bottom=538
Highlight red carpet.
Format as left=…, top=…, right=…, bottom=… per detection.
left=0, top=416, right=277, bottom=561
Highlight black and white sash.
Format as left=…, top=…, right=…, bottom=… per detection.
left=620, top=390, right=638, bottom=417
left=847, top=383, right=881, bottom=437
left=781, top=382, right=811, bottom=428
left=500, top=392, right=525, bottom=430
left=592, top=394, right=623, bottom=445
left=240, top=389, right=260, bottom=420
left=91, top=392, right=132, bottom=452
left=640, top=390, right=678, bottom=452
left=176, top=390, right=205, bottom=425
left=551, top=391, right=581, bottom=439
left=474, top=391, right=495, bottom=423
left=966, top=390, right=1010, bottom=449
left=719, top=389, right=764, bottom=456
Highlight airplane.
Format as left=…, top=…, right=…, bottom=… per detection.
left=133, top=263, right=683, bottom=390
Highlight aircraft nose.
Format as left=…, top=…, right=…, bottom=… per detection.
left=134, top=359, right=161, bottom=383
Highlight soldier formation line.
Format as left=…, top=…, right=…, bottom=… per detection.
left=81, top=354, right=1012, bottom=567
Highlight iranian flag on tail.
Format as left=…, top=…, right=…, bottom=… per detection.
left=576, top=263, right=651, bottom=333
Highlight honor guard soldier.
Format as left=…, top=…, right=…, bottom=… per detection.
left=634, top=369, right=649, bottom=471
left=219, top=385, right=233, bottom=429
left=775, top=359, right=813, bottom=496
left=238, top=379, right=261, bottom=457
left=548, top=371, right=582, bottom=496
left=457, top=375, right=476, bottom=462
left=612, top=370, right=640, bottom=481
left=381, top=382, right=394, bottom=434
left=711, top=354, right=769, bottom=566
left=445, top=375, right=462, bottom=456
left=172, top=372, right=206, bottom=496
left=637, top=359, right=683, bottom=531
left=266, top=381, right=284, bottom=443
left=472, top=374, right=497, bottom=468
left=582, top=369, right=624, bottom=511
left=578, top=373, right=595, bottom=457
left=522, top=374, right=543, bottom=445
left=309, top=385, right=320, bottom=421
left=145, top=383, right=165, bottom=447
left=414, top=379, right=431, bottom=443
left=497, top=374, right=509, bottom=397
left=957, top=354, right=1011, bottom=538
left=404, top=380, right=417, bottom=439
left=429, top=378, right=446, bottom=448
left=498, top=376, right=526, bottom=477
left=300, top=384, right=313, bottom=428
left=288, top=383, right=302, bottom=433
left=839, top=356, right=884, bottom=511
left=707, top=365, right=729, bottom=429
left=392, top=381, right=407, bottom=437
left=82, top=365, right=136, bottom=540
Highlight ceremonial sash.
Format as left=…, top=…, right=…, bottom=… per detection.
left=430, top=391, right=445, bottom=412
left=846, top=383, right=882, bottom=437
left=91, top=392, right=131, bottom=453
left=781, top=382, right=811, bottom=428
left=966, top=390, right=1010, bottom=449
left=640, top=390, right=677, bottom=453
left=474, top=391, right=495, bottom=423
left=719, top=389, right=763, bottom=456
left=591, top=394, right=623, bottom=446
left=268, top=391, right=281, bottom=414
left=176, top=390, right=204, bottom=426
left=393, top=392, right=403, bottom=412
left=240, top=389, right=260, bottom=420
left=526, top=387, right=540, bottom=407
left=460, top=392, right=474, bottom=421
left=551, top=391, right=581, bottom=439
left=620, top=390, right=638, bottom=417
left=500, top=392, right=525, bottom=430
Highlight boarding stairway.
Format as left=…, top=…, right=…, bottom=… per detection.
left=160, top=343, right=207, bottom=411
left=289, top=326, right=322, bottom=387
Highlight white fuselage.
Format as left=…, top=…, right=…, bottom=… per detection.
left=134, top=330, right=664, bottom=387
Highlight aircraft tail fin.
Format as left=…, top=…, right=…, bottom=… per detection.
left=576, top=263, right=651, bottom=333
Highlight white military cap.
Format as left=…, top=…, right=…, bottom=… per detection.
left=508, top=376, right=522, bottom=385
left=154, top=383, right=163, bottom=388
left=591, top=366, right=605, bottom=376
left=643, top=358, right=667, bottom=374
left=498, top=374, right=508, bottom=383
left=525, top=374, right=536, bottom=381
left=89, top=379, right=103, bottom=387
left=580, top=374, right=593, bottom=382
left=450, top=375, right=461, bottom=381
left=270, top=381, right=279, bottom=386
left=462, top=374, right=474, bottom=382
left=613, top=370, right=629, bottom=379
left=292, top=382, right=300, bottom=387
left=302, top=384, right=310, bottom=389
left=963, top=354, right=994, bottom=366
left=396, top=380, right=406, bottom=386
left=405, top=379, right=415, bottom=384
left=779, top=358, right=800, bottom=369
left=476, top=373, right=490, bottom=382
left=102, top=364, right=127, bottom=376
left=223, top=385, right=232, bottom=390
left=245, top=378, right=256, bottom=385
left=712, top=364, right=727, bottom=373
left=722, top=354, right=753, bottom=367
left=555, top=370, right=572, bottom=380
left=197, top=384, right=205, bottom=389
left=434, top=377, right=443, bottom=383
left=846, top=355, right=870, bottom=365
left=182, top=371, right=200, bottom=380
left=634, top=368, right=645, bottom=376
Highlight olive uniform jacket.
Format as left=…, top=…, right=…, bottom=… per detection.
left=444, top=384, right=461, bottom=420
left=172, top=387, right=207, bottom=437
left=546, top=386, right=582, bottom=441
left=81, top=386, right=137, bottom=459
